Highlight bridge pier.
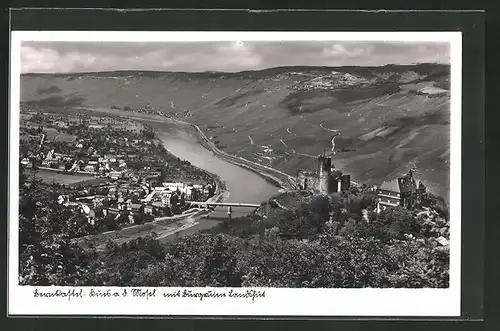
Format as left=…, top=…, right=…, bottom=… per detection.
left=227, top=206, right=232, bottom=229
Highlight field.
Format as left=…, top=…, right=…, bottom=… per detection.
left=28, top=169, right=94, bottom=185
left=68, top=177, right=108, bottom=188
left=42, top=127, right=77, bottom=142
left=21, top=64, right=451, bottom=198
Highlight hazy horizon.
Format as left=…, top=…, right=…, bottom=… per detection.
left=20, top=62, right=449, bottom=76
left=20, top=41, right=450, bottom=74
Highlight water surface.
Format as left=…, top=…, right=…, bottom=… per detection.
left=147, top=120, right=281, bottom=235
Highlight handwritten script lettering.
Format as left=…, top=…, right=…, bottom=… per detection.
left=33, top=288, right=84, bottom=301
left=131, top=288, right=156, bottom=300
left=32, top=288, right=267, bottom=302
left=228, top=289, right=266, bottom=301
left=181, top=289, right=227, bottom=301
left=89, top=289, right=121, bottom=298
left=163, top=290, right=181, bottom=298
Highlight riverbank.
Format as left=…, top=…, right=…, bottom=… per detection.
left=70, top=141, right=230, bottom=251
left=73, top=208, right=213, bottom=251
left=59, top=106, right=280, bottom=237
left=86, top=107, right=296, bottom=190
left=166, top=117, right=297, bottom=190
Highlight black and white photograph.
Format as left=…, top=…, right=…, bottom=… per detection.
left=9, top=31, right=462, bottom=316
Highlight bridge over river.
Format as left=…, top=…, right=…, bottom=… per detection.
left=186, top=201, right=261, bottom=208
left=148, top=125, right=281, bottom=239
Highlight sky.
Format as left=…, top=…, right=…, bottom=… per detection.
left=20, top=41, right=450, bottom=74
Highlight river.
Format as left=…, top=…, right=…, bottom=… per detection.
left=86, top=108, right=281, bottom=238
left=147, top=121, right=280, bottom=225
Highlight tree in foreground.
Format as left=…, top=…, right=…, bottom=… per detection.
left=18, top=171, right=449, bottom=288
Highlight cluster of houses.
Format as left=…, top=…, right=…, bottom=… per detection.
left=21, top=148, right=133, bottom=177
left=57, top=180, right=216, bottom=226
left=20, top=121, right=167, bottom=178
left=19, top=110, right=218, bottom=229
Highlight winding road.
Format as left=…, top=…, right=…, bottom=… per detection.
left=169, top=117, right=298, bottom=189
left=319, top=120, right=340, bottom=133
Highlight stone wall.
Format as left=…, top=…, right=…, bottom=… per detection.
left=297, top=170, right=318, bottom=191
left=296, top=156, right=350, bottom=194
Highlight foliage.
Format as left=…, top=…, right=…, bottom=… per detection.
left=421, top=192, right=449, bottom=219
left=19, top=166, right=450, bottom=288
left=19, top=177, right=98, bottom=285
left=141, top=125, right=156, bottom=140
left=134, top=212, right=154, bottom=225
left=385, top=240, right=449, bottom=288
left=69, top=227, right=448, bottom=288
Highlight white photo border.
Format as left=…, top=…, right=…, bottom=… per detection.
left=9, top=31, right=462, bottom=317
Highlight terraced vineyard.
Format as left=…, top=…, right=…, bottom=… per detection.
left=21, top=63, right=451, bottom=198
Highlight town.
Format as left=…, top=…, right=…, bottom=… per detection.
left=19, top=107, right=218, bottom=233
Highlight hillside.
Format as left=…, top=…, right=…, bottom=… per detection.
left=20, top=64, right=451, bottom=199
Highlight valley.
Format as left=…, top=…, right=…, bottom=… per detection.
left=21, top=63, right=451, bottom=199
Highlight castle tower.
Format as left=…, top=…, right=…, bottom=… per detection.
left=317, top=154, right=331, bottom=194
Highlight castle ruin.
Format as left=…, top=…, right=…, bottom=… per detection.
left=296, top=152, right=350, bottom=195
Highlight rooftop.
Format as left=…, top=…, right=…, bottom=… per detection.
left=379, top=178, right=401, bottom=193
left=379, top=170, right=426, bottom=194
